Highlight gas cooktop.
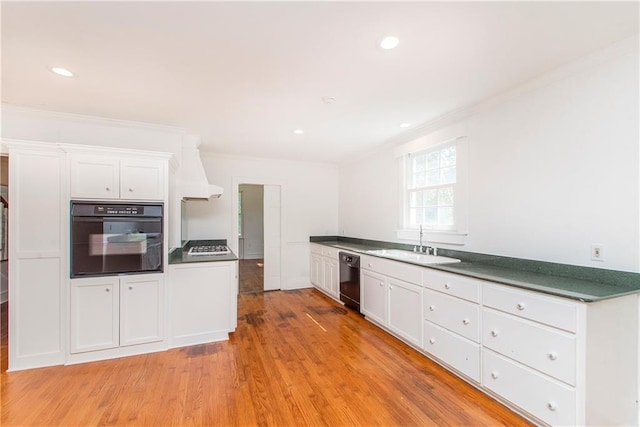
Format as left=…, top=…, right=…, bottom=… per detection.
left=187, top=245, right=231, bottom=256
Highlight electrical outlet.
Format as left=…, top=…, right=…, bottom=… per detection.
left=591, top=244, right=604, bottom=261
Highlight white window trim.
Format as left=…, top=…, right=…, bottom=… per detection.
left=396, top=135, right=468, bottom=246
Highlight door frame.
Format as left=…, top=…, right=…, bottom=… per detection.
left=230, top=177, right=284, bottom=291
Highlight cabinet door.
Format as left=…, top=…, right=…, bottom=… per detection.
left=322, top=257, right=339, bottom=297
left=70, top=156, right=119, bottom=199
left=388, top=277, right=423, bottom=347
left=361, top=270, right=387, bottom=324
left=310, top=253, right=323, bottom=287
left=120, top=160, right=165, bottom=200
left=120, top=275, right=165, bottom=346
left=70, top=277, right=119, bottom=354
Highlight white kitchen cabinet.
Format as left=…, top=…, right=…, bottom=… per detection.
left=482, top=283, right=638, bottom=426
left=120, top=275, right=165, bottom=346
left=309, top=244, right=340, bottom=300
left=70, top=277, right=119, bottom=353
left=7, top=141, right=67, bottom=370
left=361, top=269, right=387, bottom=325
left=169, top=261, right=237, bottom=348
left=70, top=155, right=166, bottom=200
left=70, top=274, right=165, bottom=354
left=387, top=277, right=423, bottom=347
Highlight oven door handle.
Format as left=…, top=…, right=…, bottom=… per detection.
left=72, top=217, right=162, bottom=223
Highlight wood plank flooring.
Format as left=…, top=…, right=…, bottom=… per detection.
left=1, top=289, right=530, bottom=426
left=239, top=258, right=264, bottom=293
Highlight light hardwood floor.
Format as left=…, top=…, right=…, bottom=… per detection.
left=1, top=289, right=530, bottom=426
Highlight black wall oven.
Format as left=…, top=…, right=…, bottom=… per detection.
left=70, top=201, right=164, bottom=278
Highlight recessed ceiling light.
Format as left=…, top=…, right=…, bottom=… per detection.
left=380, top=36, right=399, bottom=50
left=50, top=67, right=74, bottom=77
left=293, top=129, right=304, bottom=135
left=400, top=123, right=411, bottom=128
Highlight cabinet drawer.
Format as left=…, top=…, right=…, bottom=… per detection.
left=424, top=289, right=480, bottom=343
left=424, top=321, right=480, bottom=382
left=483, top=309, right=576, bottom=386
left=483, top=349, right=576, bottom=426
left=483, top=284, right=577, bottom=333
left=423, top=270, right=480, bottom=303
left=322, top=246, right=339, bottom=258
left=362, top=255, right=422, bottom=285
left=310, top=244, right=323, bottom=255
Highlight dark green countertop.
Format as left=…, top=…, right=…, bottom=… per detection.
left=310, top=237, right=640, bottom=302
left=169, top=239, right=238, bottom=265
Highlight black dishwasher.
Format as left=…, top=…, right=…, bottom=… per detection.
left=339, top=252, right=361, bottom=312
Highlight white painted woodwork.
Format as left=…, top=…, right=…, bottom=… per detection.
left=309, top=252, right=323, bottom=287
left=8, top=143, right=67, bottom=370
left=309, top=243, right=340, bottom=300
left=323, top=257, right=339, bottom=297
left=119, top=159, right=165, bottom=200
left=70, top=154, right=166, bottom=201
left=70, top=156, right=119, bottom=199
left=424, top=288, right=480, bottom=343
left=483, top=349, right=576, bottom=426
left=120, top=275, right=165, bottom=346
left=423, top=269, right=481, bottom=303
left=483, top=284, right=577, bottom=333
left=263, top=185, right=281, bottom=291
left=70, top=277, right=119, bottom=353
left=169, top=261, right=236, bottom=348
left=360, top=254, right=422, bottom=285
left=361, top=269, right=387, bottom=325
left=482, top=308, right=576, bottom=386
left=424, top=321, right=480, bottom=382
left=387, top=277, right=423, bottom=347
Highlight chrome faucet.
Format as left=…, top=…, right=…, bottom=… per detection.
left=418, top=224, right=424, bottom=253
left=416, top=224, right=437, bottom=256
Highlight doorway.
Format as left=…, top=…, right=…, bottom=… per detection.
left=238, top=184, right=264, bottom=293
left=232, top=180, right=282, bottom=293
left=1, top=154, right=8, bottom=373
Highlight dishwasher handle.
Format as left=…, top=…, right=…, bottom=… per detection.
left=339, top=252, right=360, bottom=268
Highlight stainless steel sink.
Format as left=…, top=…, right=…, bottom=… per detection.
left=366, top=249, right=460, bottom=265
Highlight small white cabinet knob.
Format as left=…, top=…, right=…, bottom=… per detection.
left=517, top=302, right=526, bottom=310
left=548, top=352, right=558, bottom=361
left=491, top=372, right=499, bottom=379
left=368, top=263, right=373, bottom=267
left=379, top=282, right=384, bottom=287
left=129, top=188, right=133, bottom=192
left=429, top=305, right=435, bottom=311
left=129, top=286, right=133, bottom=290
left=547, top=402, right=557, bottom=411
left=429, top=338, right=436, bottom=344
left=389, top=285, right=393, bottom=290
left=105, top=187, right=110, bottom=191
left=462, top=318, right=470, bottom=325
left=444, top=283, right=451, bottom=289
left=105, top=288, right=110, bottom=292
left=491, top=330, right=499, bottom=337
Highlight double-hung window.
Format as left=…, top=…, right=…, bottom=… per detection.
left=399, top=136, right=468, bottom=243
left=406, top=143, right=457, bottom=230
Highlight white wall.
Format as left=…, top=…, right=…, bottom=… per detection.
left=340, top=41, right=639, bottom=272
left=185, top=153, right=339, bottom=289
left=239, top=184, right=264, bottom=259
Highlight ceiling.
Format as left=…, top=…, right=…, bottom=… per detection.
left=2, top=2, right=638, bottom=163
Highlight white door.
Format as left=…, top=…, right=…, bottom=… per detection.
left=120, top=274, right=164, bottom=346
left=70, top=277, right=119, bottom=354
left=262, top=185, right=281, bottom=291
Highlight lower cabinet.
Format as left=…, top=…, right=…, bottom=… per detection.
left=70, top=274, right=165, bottom=354
left=168, top=261, right=237, bottom=348
left=310, top=244, right=340, bottom=300
left=361, top=266, right=423, bottom=347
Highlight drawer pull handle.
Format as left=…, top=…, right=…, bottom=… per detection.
left=368, top=263, right=373, bottom=267
left=444, top=283, right=451, bottom=289
left=379, top=282, right=384, bottom=287
left=517, top=303, right=526, bottom=310
left=129, top=188, right=133, bottom=192
left=429, top=305, right=435, bottom=311
left=462, top=318, right=470, bottom=325
left=105, top=288, right=111, bottom=292
left=547, top=402, right=557, bottom=411
left=491, top=330, right=499, bottom=337
left=548, top=352, right=558, bottom=361
left=389, top=285, right=393, bottom=290
left=491, top=372, right=499, bottom=379
left=105, top=187, right=110, bottom=191
left=429, top=338, right=436, bottom=344
left=129, top=286, right=133, bottom=290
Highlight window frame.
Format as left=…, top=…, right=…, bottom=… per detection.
left=397, top=136, right=468, bottom=245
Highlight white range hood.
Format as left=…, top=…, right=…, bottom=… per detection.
left=180, top=135, right=223, bottom=200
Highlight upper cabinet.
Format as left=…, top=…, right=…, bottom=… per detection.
left=70, top=154, right=168, bottom=201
